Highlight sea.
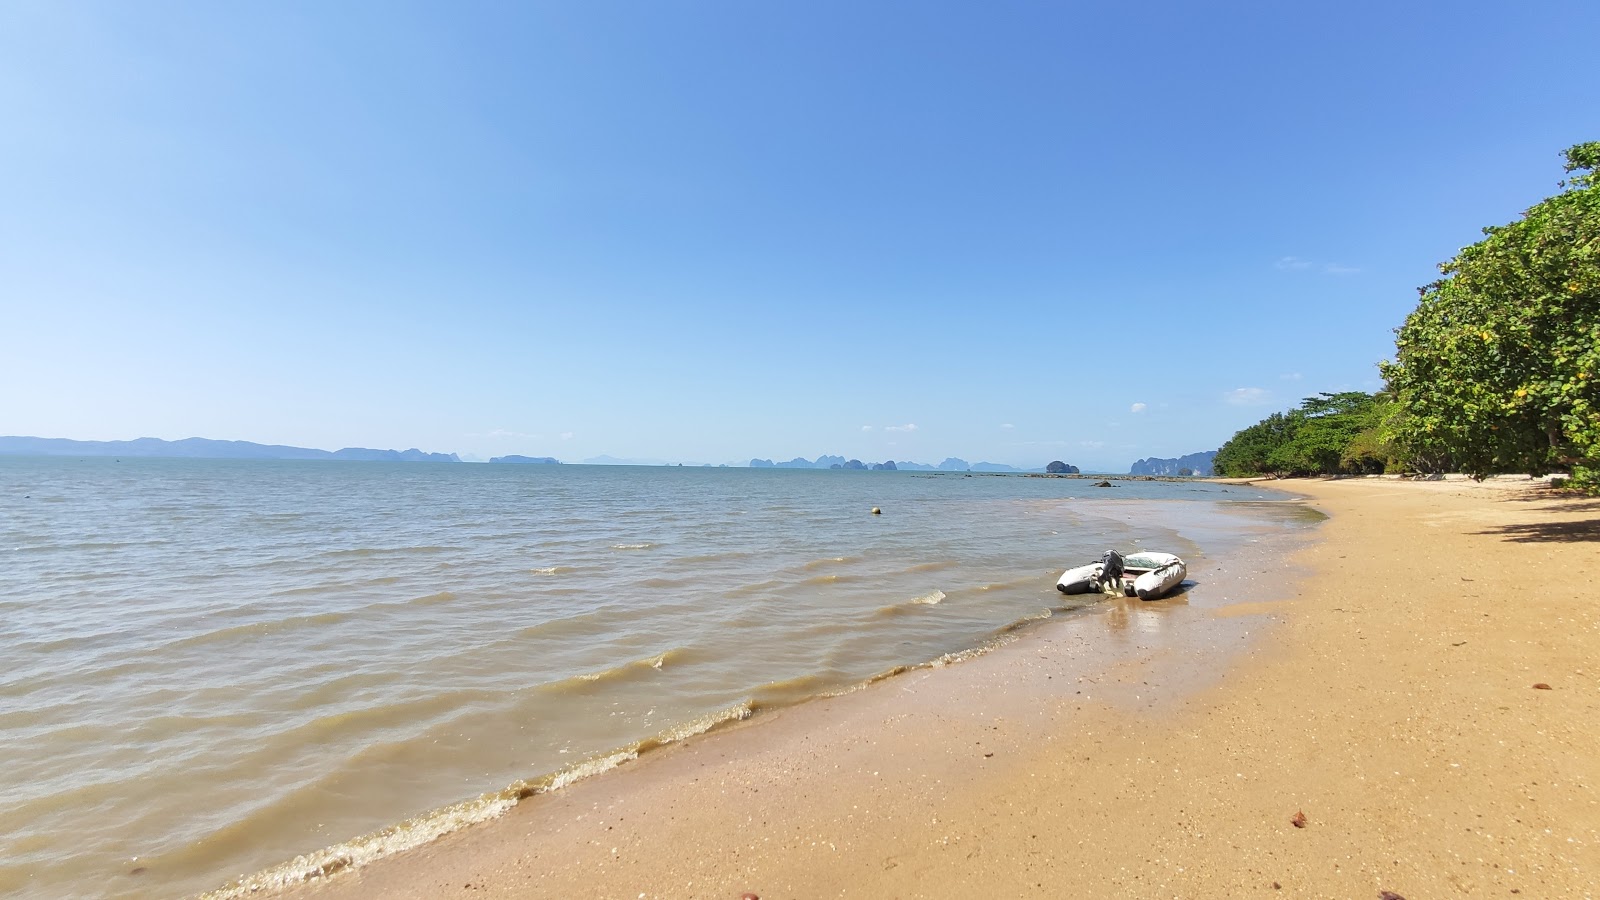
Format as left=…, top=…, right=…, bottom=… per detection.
left=0, top=457, right=1304, bottom=899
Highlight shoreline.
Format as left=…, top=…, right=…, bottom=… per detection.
left=223, top=490, right=1321, bottom=898
left=192, top=492, right=1317, bottom=899
left=260, top=477, right=1599, bottom=898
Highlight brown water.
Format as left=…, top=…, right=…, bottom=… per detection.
left=0, top=458, right=1300, bottom=898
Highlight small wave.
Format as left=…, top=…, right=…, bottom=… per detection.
left=162, top=610, right=353, bottom=651
left=747, top=672, right=839, bottom=706
left=201, top=787, right=524, bottom=899
left=210, top=697, right=765, bottom=897
left=932, top=644, right=1000, bottom=667
left=514, top=606, right=619, bottom=642
left=539, top=648, right=692, bottom=694
left=872, top=589, right=947, bottom=618
left=632, top=702, right=755, bottom=753
left=610, top=542, right=654, bottom=550
left=266, top=573, right=404, bottom=599
left=864, top=663, right=915, bottom=685
left=638, top=576, right=687, bottom=589
left=799, top=572, right=860, bottom=586
left=671, top=550, right=756, bottom=566
left=975, top=576, right=1043, bottom=593
left=163, top=592, right=457, bottom=652
left=282, top=689, right=503, bottom=748
left=530, top=566, right=570, bottom=575
left=987, top=608, right=1055, bottom=638
left=323, top=545, right=458, bottom=558
left=903, top=560, right=957, bottom=574
left=722, top=577, right=786, bottom=598
left=76, top=540, right=159, bottom=550
left=801, top=555, right=855, bottom=570
left=532, top=749, right=639, bottom=794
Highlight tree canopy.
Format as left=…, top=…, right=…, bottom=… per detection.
left=1211, top=143, right=1597, bottom=490
left=1213, top=392, right=1390, bottom=477
left=1380, top=142, right=1600, bottom=485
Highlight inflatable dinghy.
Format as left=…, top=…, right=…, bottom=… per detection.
left=1057, top=550, right=1186, bottom=600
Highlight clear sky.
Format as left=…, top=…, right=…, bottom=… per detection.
left=2, top=1, right=1596, bottom=469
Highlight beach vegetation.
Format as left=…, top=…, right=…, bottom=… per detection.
left=1380, top=142, right=1600, bottom=489
left=1214, top=392, right=1391, bottom=477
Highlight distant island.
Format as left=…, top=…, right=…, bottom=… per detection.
left=1129, top=451, right=1216, bottom=477
left=0, top=436, right=460, bottom=463
left=747, top=455, right=1030, bottom=473
left=2, top=435, right=1155, bottom=474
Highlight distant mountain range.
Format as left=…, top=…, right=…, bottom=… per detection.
left=0, top=436, right=460, bottom=463
left=3, top=435, right=1174, bottom=474
left=748, top=455, right=1027, bottom=472
left=1129, top=451, right=1217, bottom=477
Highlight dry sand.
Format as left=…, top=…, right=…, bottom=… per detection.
left=280, top=478, right=1599, bottom=899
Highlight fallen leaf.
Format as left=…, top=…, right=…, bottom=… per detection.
left=1533, top=683, right=1552, bottom=690
left=1291, top=810, right=1307, bottom=828
left=1380, top=892, right=1407, bottom=900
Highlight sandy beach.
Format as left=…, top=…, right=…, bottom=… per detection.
left=276, top=478, right=1599, bottom=899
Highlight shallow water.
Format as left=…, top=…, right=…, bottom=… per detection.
left=0, top=458, right=1291, bottom=898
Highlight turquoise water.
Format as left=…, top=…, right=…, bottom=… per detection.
left=0, top=458, right=1290, bottom=898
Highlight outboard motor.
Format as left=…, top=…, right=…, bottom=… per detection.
left=1096, top=549, right=1125, bottom=595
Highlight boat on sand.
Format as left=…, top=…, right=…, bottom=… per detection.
left=1057, top=550, right=1186, bottom=600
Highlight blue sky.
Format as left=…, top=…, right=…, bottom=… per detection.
left=2, top=1, right=1596, bottom=470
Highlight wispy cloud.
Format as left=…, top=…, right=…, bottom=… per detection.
left=1000, top=423, right=1015, bottom=430
left=861, top=425, right=874, bottom=432
left=1280, top=372, right=1303, bottom=381
left=1225, top=387, right=1270, bottom=406
left=1129, top=402, right=1147, bottom=413
left=559, top=432, right=574, bottom=440
left=1078, top=440, right=1106, bottom=449
left=885, top=423, right=918, bottom=433
left=1275, top=256, right=1314, bottom=271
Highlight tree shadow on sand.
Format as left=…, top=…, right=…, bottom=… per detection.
left=1472, top=517, right=1600, bottom=543
left=1498, top=494, right=1600, bottom=514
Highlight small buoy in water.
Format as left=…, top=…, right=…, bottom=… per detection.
left=871, top=507, right=881, bottom=515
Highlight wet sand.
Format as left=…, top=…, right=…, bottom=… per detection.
left=276, top=478, right=1599, bottom=899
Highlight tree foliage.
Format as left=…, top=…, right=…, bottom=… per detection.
left=1214, top=393, right=1391, bottom=477
left=1380, top=142, right=1600, bottom=486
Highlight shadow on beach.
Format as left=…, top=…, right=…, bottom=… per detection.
left=1472, top=508, right=1600, bottom=544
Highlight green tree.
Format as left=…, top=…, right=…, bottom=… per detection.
left=1381, top=142, right=1600, bottom=487
left=1214, top=392, right=1388, bottom=477
left=1214, top=410, right=1297, bottom=476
